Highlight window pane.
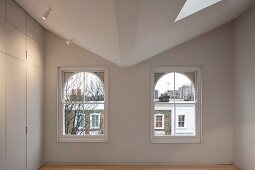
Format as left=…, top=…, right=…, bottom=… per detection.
left=84, top=72, right=104, bottom=102
left=64, top=103, right=104, bottom=136
left=64, top=72, right=104, bottom=103
left=92, top=115, right=98, bottom=127
left=64, top=72, right=85, bottom=102
left=156, top=122, right=162, bottom=128
left=155, top=73, right=174, bottom=102
left=64, top=104, right=85, bottom=135
left=174, top=73, right=195, bottom=102
left=175, top=104, right=195, bottom=136
left=156, top=116, right=162, bottom=122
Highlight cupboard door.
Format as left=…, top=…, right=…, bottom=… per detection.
left=27, top=37, right=44, bottom=67
left=27, top=64, right=43, bottom=170
left=0, top=52, right=5, bottom=170
left=6, top=0, right=26, bottom=33
left=5, top=56, right=26, bottom=170
left=27, top=15, right=44, bottom=45
left=5, top=22, right=26, bottom=60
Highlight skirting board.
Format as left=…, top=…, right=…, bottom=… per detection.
left=44, top=161, right=235, bottom=166
left=232, top=162, right=242, bottom=170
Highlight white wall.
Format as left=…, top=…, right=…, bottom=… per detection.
left=0, top=0, right=44, bottom=169
left=233, top=5, right=255, bottom=170
left=44, top=23, right=234, bottom=164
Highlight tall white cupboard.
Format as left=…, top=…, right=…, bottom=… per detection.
left=0, top=0, right=44, bottom=169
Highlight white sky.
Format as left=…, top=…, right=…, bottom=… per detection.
left=155, top=73, right=192, bottom=94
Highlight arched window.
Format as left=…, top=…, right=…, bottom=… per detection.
left=152, top=67, right=201, bottom=143
left=58, top=68, right=108, bottom=142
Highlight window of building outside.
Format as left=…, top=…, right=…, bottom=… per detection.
left=58, top=67, right=108, bottom=142
left=154, top=114, right=164, bottom=129
left=151, top=66, right=202, bottom=143
left=90, top=113, right=101, bottom=129
left=178, top=115, right=185, bottom=127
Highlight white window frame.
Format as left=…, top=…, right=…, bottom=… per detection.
left=151, top=66, right=202, bottom=143
left=154, top=113, right=165, bottom=130
left=90, top=113, right=101, bottom=129
left=57, top=67, right=109, bottom=142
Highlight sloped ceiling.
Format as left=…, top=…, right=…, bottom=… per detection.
left=16, top=0, right=255, bottom=66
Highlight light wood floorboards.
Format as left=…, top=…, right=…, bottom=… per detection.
left=39, top=165, right=239, bottom=170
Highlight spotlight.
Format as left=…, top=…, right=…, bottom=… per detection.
left=42, top=8, right=51, bottom=21
left=66, top=39, right=74, bottom=45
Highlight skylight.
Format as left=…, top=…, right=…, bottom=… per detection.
left=175, top=0, right=222, bottom=22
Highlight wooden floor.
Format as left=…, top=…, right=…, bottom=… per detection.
left=39, top=165, right=239, bottom=170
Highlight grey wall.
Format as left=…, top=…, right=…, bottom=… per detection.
left=0, top=0, right=44, bottom=169
left=44, top=23, right=234, bottom=164
left=233, top=5, right=255, bottom=170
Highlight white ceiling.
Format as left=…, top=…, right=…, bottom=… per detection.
left=16, top=0, right=255, bottom=66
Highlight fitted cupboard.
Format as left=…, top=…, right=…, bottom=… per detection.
left=0, top=0, right=44, bottom=170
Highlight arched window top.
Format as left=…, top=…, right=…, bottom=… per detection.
left=154, top=72, right=195, bottom=102
left=63, top=72, right=104, bottom=102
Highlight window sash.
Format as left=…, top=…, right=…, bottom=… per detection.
left=151, top=66, right=202, bottom=144
left=178, top=122, right=185, bottom=127
left=58, top=67, right=109, bottom=143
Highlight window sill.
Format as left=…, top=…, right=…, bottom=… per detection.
left=150, top=136, right=201, bottom=144
left=57, top=135, right=108, bottom=143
